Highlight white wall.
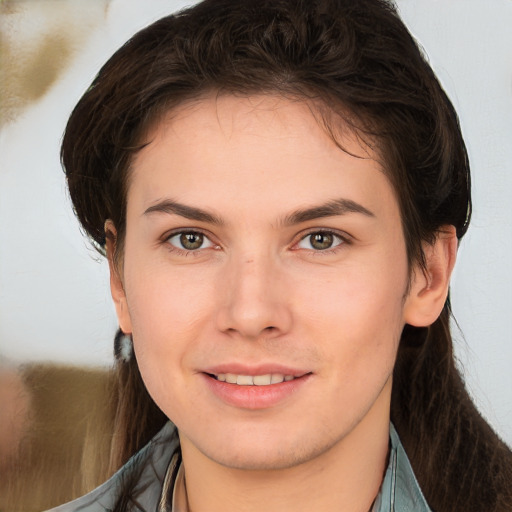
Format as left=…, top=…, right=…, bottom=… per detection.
left=1, top=0, right=511, bottom=444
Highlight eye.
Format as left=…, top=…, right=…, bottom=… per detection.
left=296, top=231, right=345, bottom=251
left=167, top=231, right=215, bottom=251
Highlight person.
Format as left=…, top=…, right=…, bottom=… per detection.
left=49, top=0, right=512, bottom=510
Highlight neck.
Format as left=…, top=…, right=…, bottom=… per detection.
left=180, top=379, right=391, bottom=512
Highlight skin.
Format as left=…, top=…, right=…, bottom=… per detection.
left=107, top=94, right=456, bottom=511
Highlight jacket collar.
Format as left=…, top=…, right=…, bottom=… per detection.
left=372, top=424, right=432, bottom=512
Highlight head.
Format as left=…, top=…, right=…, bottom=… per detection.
left=62, top=0, right=470, bottom=473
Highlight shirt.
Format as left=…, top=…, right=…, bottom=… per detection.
left=46, top=423, right=432, bottom=512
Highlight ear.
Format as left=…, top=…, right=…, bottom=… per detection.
left=105, top=220, right=132, bottom=334
left=404, top=226, right=458, bottom=327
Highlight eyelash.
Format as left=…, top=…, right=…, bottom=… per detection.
left=163, top=228, right=351, bottom=256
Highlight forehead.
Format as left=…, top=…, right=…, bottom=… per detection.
left=138, top=93, right=376, bottom=160
left=128, top=94, right=397, bottom=222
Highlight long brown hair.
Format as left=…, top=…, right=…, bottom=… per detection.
left=61, top=0, right=512, bottom=510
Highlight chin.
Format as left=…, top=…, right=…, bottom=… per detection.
left=209, top=449, right=314, bottom=471
left=193, top=427, right=339, bottom=471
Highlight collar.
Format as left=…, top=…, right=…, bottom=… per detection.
left=373, top=424, right=432, bottom=512
left=158, top=452, right=188, bottom=512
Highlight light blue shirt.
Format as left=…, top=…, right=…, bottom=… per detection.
left=47, top=423, right=431, bottom=512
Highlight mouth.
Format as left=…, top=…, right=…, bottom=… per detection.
left=207, top=373, right=300, bottom=386
left=202, top=370, right=312, bottom=409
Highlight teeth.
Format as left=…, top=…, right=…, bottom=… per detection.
left=253, top=374, right=271, bottom=386
left=214, top=373, right=296, bottom=386
left=237, top=375, right=254, bottom=385
left=270, top=374, right=284, bottom=384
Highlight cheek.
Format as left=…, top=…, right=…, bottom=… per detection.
left=126, top=278, right=208, bottom=420
left=301, top=263, right=407, bottom=333
left=122, top=259, right=216, bottom=389
left=296, top=258, right=408, bottom=379
left=124, top=252, right=214, bottom=332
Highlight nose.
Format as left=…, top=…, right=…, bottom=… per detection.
left=215, top=255, right=292, bottom=340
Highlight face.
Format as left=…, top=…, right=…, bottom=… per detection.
left=112, top=94, right=423, bottom=470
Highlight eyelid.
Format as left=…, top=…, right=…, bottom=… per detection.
left=162, top=226, right=216, bottom=241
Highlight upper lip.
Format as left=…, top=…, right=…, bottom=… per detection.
left=201, top=363, right=310, bottom=377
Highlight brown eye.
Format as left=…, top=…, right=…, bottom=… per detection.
left=167, top=231, right=214, bottom=251
left=296, top=231, right=345, bottom=251
left=180, top=232, right=204, bottom=250
left=309, top=232, right=334, bottom=250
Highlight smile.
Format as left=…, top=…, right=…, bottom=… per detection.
left=203, top=371, right=312, bottom=409
left=211, top=373, right=297, bottom=386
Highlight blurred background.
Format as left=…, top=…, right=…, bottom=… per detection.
left=0, top=0, right=511, bottom=509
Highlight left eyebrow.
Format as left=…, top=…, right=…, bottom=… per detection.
left=282, top=198, right=375, bottom=226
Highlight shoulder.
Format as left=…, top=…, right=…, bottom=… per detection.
left=44, top=422, right=179, bottom=512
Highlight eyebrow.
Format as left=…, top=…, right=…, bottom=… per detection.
left=143, top=197, right=374, bottom=226
left=282, top=198, right=375, bottom=225
left=143, top=199, right=223, bottom=225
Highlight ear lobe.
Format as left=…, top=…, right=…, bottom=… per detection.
left=105, top=220, right=133, bottom=334
left=404, top=226, right=458, bottom=327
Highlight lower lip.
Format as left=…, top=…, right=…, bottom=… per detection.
left=202, top=373, right=311, bottom=410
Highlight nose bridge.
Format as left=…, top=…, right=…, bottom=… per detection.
left=216, top=248, right=291, bottom=338
left=234, top=253, right=272, bottom=304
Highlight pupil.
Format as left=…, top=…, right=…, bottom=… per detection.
left=311, top=233, right=333, bottom=250
left=180, top=232, right=203, bottom=250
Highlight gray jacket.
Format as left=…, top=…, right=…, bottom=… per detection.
left=46, top=423, right=432, bottom=512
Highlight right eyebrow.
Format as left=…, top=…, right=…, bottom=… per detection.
left=143, top=199, right=224, bottom=225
